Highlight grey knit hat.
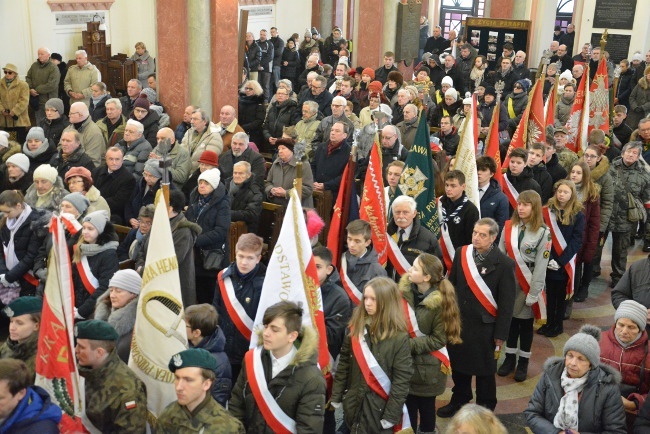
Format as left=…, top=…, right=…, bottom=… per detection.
left=563, top=324, right=602, bottom=368
left=6, top=153, right=29, bottom=174
left=108, top=269, right=142, bottom=295
left=62, top=192, right=90, bottom=215
left=615, top=300, right=648, bottom=332
left=45, top=98, right=64, bottom=114
left=143, top=159, right=162, bottom=179
left=83, top=210, right=109, bottom=233
left=26, top=127, right=46, bottom=142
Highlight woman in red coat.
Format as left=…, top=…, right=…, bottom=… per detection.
left=570, top=161, right=600, bottom=303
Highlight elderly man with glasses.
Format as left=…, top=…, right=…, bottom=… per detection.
left=63, top=101, right=107, bottom=166
left=312, top=95, right=355, bottom=145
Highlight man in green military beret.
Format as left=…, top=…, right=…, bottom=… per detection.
left=75, top=320, right=148, bottom=433
left=156, top=348, right=245, bottom=434
left=156, top=348, right=245, bottom=433
left=0, top=296, right=43, bottom=382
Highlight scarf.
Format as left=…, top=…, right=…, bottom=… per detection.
left=229, top=179, right=241, bottom=196
left=91, top=94, right=105, bottom=107
left=553, top=367, right=588, bottom=430
left=615, top=332, right=642, bottom=348
left=469, top=67, right=484, bottom=83
left=327, top=140, right=343, bottom=155
left=441, top=195, right=468, bottom=225
left=22, top=139, right=50, bottom=158
left=5, top=205, right=32, bottom=270
left=472, top=244, right=494, bottom=266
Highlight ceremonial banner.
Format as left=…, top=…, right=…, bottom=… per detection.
left=454, top=108, right=480, bottom=212
left=327, top=158, right=358, bottom=270
left=399, top=113, right=439, bottom=236
left=129, top=196, right=188, bottom=426
left=251, top=189, right=329, bottom=371
left=360, top=141, right=387, bottom=265
left=35, top=215, right=89, bottom=433
left=588, top=58, right=610, bottom=136
left=503, top=79, right=545, bottom=169
left=566, top=68, right=590, bottom=153
left=545, top=78, right=559, bottom=127
left=484, top=102, right=504, bottom=184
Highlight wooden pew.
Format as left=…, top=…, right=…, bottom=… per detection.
left=228, top=221, right=248, bottom=262
left=258, top=202, right=285, bottom=261
left=312, top=190, right=333, bottom=245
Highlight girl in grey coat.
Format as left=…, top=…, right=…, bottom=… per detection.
left=525, top=325, right=626, bottom=434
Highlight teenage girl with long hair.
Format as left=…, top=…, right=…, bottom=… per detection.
left=331, top=276, right=413, bottom=434
left=400, top=253, right=461, bottom=434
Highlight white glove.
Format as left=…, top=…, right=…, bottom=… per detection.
left=35, top=268, right=47, bottom=280
left=525, top=293, right=538, bottom=306
left=547, top=259, right=560, bottom=271
left=330, top=402, right=341, bottom=409
left=74, top=307, right=84, bottom=320
left=0, top=274, right=10, bottom=287
left=380, top=419, right=394, bottom=430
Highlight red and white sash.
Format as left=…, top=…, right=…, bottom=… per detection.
left=386, top=236, right=411, bottom=277
left=2, top=248, right=39, bottom=287
left=543, top=207, right=576, bottom=297
left=245, top=347, right=297, bottom=434
left=217, top=270, right=254, bottom=340
left=75, top=255, right=98, bottom=295
left=60, top=213, right=82, bottom=235
left=401, top=298, right=451, bottom=373
left=437, top=197, right=455, bottom=272
left=460, top=245, right=498, bottom=316
left=351, top=333, right=412, bottom=433
left=503, top=221, right=545, bottom=320
left=500, top=173, right=519, bottom=209
left=340, top=256, right=362, bottom=305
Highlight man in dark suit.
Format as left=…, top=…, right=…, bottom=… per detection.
left=438, top=218, right=516, bottom=418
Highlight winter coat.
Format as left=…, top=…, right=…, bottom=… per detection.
left=554, top=95, right=574, bottom=125
left=230, top=326, right=326, bottom=434
left=525, top=357, right=626, bottom=434
left=216, top=262, right=266, bottom=366
left=294, top=114, right=321, bottom=159
left=137, top=212, right=201, bottom=307
left=151, top=142, right=191, bottom=189
left=607, top=156, right=650, bottom=233
left=63, top=62, right=100, bottom=105
left=130, top=110, right=160, bottom=148
left=72, top=236, right=119, bottom=318
left=447, top=246, right=516, bottom=376
left=94, top=291, right=138, bottom=363
left=158, top=396, right=244, bottom=434
left=0, top=77, right=30, bottom=127
left=265, top=155, right=314, bottom=207
left=25, top=59, right=60, bottom=108
left=435, top=126, right=461, bottom=156
left=590, top=156, right=614, bottom=232
left=505, top=167, right=542, bottom=213
left=530, top=162, right=554, bottom=204
left=181, top=122, right=224, bottom=171
left=0, top=207, right=48, bottom=296
left=342, top=248, right=387, bottom=291
left=245, top=42, right=261, bottom=71
left=92, top=165, right=136, bottom=224
left=611, top=256, right=650, bottom=309
left=440, top=194, right=480, bottom=249
left=613, top=122, right=633, bottom=148
left=323, top=34, right=344, bottom=67
left=130, top=50, right=156, bottom=83
left=479, top=179, right=510, bottom=237
left=504, top=91, right=529, bottom=128
left=174, top=121, right=190, bottom=144
left=320, top=270, right=352, bottom=360
left=117, top=135, right=152, bottom=179
left=0, top=386, right=61, bottom=434
left=577, top=195, right=600, bottom=265
left=396, top=118, right=418, bottom=150
left=331, top=329, right=413, bottom=433
left=386, top=217, right=442, bottom=281
left=498, top=222, right=551, bottom=319
left=23, top=138, right=56, bottom=177
left=89, top=94, right=110, bottom=122
left=0, top=333, right=38, bottom=381
left=24, top=179, right=69, bottom=213
left=191, top=326, right=232, bottom=407
left=312, top=139, right=351, bottom=197
left=186, top=183, right=231, bottom=273
left=262, top=99, right=298, bottom=144
left=312, top=114, right=355, bottom=145
left=227, top=175, right=263, bottom=234
left=39, top=115, right=69, bottom=151
left=544, top=206, right=585, bottom=281
left=215, top=120, right=245, bottom=154
left=479, top=100, right=509, bottom=131
left=125, top=177, right=161, bottom=227
left=423, top=36, right=450, bottom=56
left=0, top=168, right=32, bottom=195
left=238, top=93, right=266, bottom=148
left=617, top=67, right=635, bottom=108
left=257, top=39, right=274, bottom=73
left=218, top=146, right=265, bottom=189
left=49, top=145, right=95, bottom=179
left=96, top=114, right=126, bottom=148
left=512, top=63, right=531, bottom=83
left=485, top=68, right=517, bottom=95
left=294, top=88, right=334, bottom=123
left=63, top=116, right=107, bottom=166
left=281, top=48, right=300, bottom=81
left=629, top=78, right=650, bottom=129
left=399, top=276, right=448, bottom=397
left=546, top=153, right=567, bottom=185
left=430, top=100, right=463, bottom=130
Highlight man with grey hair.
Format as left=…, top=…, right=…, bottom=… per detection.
left=216, top=104, right=245, bottom=153
left=312, top=121, right=351, bottom=199
left=120, top=79, right=143, bottom=118
left=50, top=129, right=95, bottom=178
left=96, top=98, right=127, bottom=147
left=64, top=50, right=100, bottom=106
left=396, top=103, right=418, bottom=150
left=294, top=75, right=333, bottom=123
left=295, top=100, right=321, bottom=160
left=312, top=95, right=355, bottom=145
left=386, top=194, right=442, bottom=281
left=25, top=47, right=60, bottom=124
left=64, top=101, right=107, bottom=166
left=228, top=160, right=263, bottom=233
left=297, top=54, right=324, bottom=90
left=512, top=51, right=530, bottom=82
left=150, top=127, right=191, bottom=188
left=217, top=131, right=265, bottom=189
left=380, top=124, right=408, bottom=174
left=116, top=119, right=151, bottom=179
left=181, top=108, right=224, bottom=170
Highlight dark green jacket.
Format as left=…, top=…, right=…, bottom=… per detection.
left=607, top=156, right=650, bottom=233
left=399, top=276, right=448, bottom=397
left=157, top=393, right=245, bottom=434
left=25, top=59, right=60, bottom=106
left=0, top=332, right=38, bottom=382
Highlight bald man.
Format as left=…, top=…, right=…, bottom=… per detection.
left=63, top=101, right=107, bottom=166
left=150, top=127, right=192, bottom=189
left=512, top=51, right=530, bottom=81
left=216, top=105, right=245, bottom=153
left=25, top=47, right=60, bottom=124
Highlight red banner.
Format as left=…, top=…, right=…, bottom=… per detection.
left=566, top=66, right=589, bottom=153
left=359, top=142, right=387, bottom=265
left=588, top=58, right=610, bottom=136
left=484, top=102, right=503, bottom=184
left=503, top=79, right=545, bottom=168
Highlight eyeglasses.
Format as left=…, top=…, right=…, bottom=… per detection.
left=2, top=70, right=15, bottom=75
left=382, top=135, right=395, bottom=140
left=138, top=220, right=152, bottom=227
left=68, top=180, right=85, bottom=184
left=514, top=85, right=523, bottom=89
left=584, top=154, right=598, bottom=159
left=133, top=108, right=148, bottom=114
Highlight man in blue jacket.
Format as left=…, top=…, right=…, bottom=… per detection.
left=476, top=156, right=509, bottom=240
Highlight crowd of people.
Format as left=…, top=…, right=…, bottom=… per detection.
left=0, top=18, right=649, bottom=434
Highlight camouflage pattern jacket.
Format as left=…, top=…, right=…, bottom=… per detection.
left=78, top=350, right=148, bottom=434
left=0, top=332, right=38, bottom=381
left=157, top=393, right=245, bottom=434
left=607, top=156, right=650, bottom=233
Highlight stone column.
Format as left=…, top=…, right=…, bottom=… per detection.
left=354, top=0, right=384, bottom=70
left=157, top=0, right=189, bottom=129
left=211, top=0, right=239, bottom=118
left=319, top=0, right=333, bottom=38
left=187, top=0, right=212, bottom=118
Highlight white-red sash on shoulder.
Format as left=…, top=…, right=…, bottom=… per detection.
left=76, top=255, right=98, bottom=295
left=387, top=236, right=411, bottom=277
left=503, top=221, right=545, bottom=320
left=340, top=256, right=362, bottom=305
left=351, top=333, right=412, bottom=433
left=437, top=197, right=455, bottom=272
left=401, top=298, right=451, bottom=373
left=245, top=347, right=297, bottom=434
left=60, top=213, right=82, bottom=235
left=500, top=173, right=519, bottom=209
left=217, top=270, right=253, bottom=340
left=460, top=245, right=498, bottom=317
left=543, top=207, right=576, bottom=297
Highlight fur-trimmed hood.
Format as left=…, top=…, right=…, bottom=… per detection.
left=0, top=141, right=21, bottom=163
left=398, top=274, right=442, bottom=311
left=254, top=323, right=320, bottom=367
left=85, top=185, right=102, bottom=202
left=542, top=356, right=622, bottom=385
left=94, top=291, right=138, bottom=337
left=590, top=155, right=610, bottom=181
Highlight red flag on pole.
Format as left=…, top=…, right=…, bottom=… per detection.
left=545, top=78, right=559, bottom=127
left=359, top=141, right=387, bottom=265
left=327, top=156, right=358, bottom=270
left=566, top=66, right=590, bottom=153
left=484, top=102, right=504, bottom=184
left=588, top=58, right=610, bottom=136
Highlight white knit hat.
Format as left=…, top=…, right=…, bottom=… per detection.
left=445, top=88, right=458, bottom=101
left=33, top=164, right=58, bottom=184
left=559, top=69, right=573, bottom=82
left=108, top=269, right=142, bottom=295
left=441, top=76, right=454, bottom=87
left=6, top=153, right=29, bottom=174
left=0, top=131, right=9, bottom=148
left=615, top=300, right=648, bottom=331
left=198, top=168, right=221, bottom=189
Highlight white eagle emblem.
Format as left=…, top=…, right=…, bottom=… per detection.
left=3, top=307, right=13, bottom=317
left=173, top=353, right=183, bottom=367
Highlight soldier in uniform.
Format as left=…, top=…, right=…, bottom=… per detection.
left=75, top=320, right=147, bottom=433
left=157, top=348, right=245, bottom=434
